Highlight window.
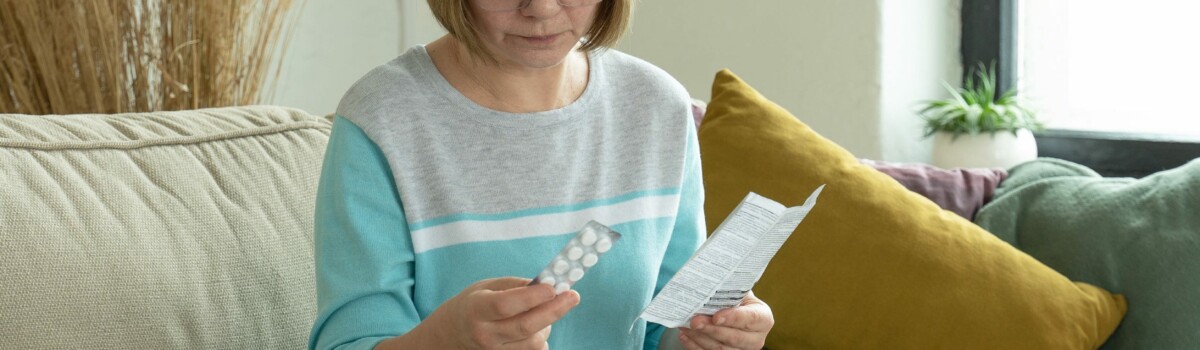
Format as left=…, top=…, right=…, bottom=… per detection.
left=1018, top=1, right=1200, bottom=137
left=962, top=0, right=1200, bottom=177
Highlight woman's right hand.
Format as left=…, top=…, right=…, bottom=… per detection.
left=398, top=277, right=580, bottom=349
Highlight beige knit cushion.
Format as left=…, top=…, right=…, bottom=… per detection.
left=0, top=106, right=330, bottom=349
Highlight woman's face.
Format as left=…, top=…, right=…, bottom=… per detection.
left=468, top=0, right=599, bottom=69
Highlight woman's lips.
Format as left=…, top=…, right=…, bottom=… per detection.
left=518, top=33, right=561, bottom=46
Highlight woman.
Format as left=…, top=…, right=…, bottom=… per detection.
left=308, top=0, right=773, bottom=349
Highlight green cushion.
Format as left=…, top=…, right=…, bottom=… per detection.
left=0, top=106, right=330, bottom=349
left=975, top=157, right=1200, bottom=349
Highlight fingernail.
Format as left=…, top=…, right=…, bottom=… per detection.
left=695, top=323, right=704, bottom=330
left=716, top=317, right=725, bottom=325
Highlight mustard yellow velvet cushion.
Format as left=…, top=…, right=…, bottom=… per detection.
left=699, top=70, right=1126, bottom=349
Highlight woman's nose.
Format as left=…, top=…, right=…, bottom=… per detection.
left=520, top=0, right=564, bottom=18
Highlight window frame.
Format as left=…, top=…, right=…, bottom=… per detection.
left=960, top=0, right=1200, bottom=178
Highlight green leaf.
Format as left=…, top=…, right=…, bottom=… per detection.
left=917, top=61, right=1041, bottom=139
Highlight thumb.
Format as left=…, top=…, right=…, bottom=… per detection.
left=473, top=276, right=536, bottom=291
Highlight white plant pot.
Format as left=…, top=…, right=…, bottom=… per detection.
left=932, top=129, right=1038, bottom=169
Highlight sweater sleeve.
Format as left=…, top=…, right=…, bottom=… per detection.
left=644, top=111, right=708, bottom=350
left=309, top=116, right=421, bottom=350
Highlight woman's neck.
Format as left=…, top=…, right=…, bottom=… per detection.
left=427, top=36, right=589, bottom=113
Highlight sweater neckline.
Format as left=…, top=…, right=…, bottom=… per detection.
left=410, top=45, right=602, bottom=129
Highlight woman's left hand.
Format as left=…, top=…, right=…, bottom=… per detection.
left=678, top=291, right=773, bottom=350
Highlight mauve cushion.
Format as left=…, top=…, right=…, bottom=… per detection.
left=691, top=99, right=707, bottom=129
left=862, top=159, right=1007, bottom=220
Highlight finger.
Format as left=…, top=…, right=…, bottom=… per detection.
left=688, top=314, right=714, bottom=330
left=497, top=326, right=551, bottom=350
left=537, top=326, right=552, bottom=349
left=473, top=281, right=557, bottom=320
left=473, top=276, right=538, bottom=291
left=712, top=303, right=773, bottom=332
left=499, top=325, right=551, bottom=350
left=686, top=315, right=726, bottom=349
left=538, top=324, right=552, bottom=344
left=678, top=330, right=704, bottom=350
left=494, top=290, right=579, bottom=342
left=681, top=327, right=726, bottom=350
left=697, top=324, right=764, bottom=350
left=678, top=331, right=705, bottom=350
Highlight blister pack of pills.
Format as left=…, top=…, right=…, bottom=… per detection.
left=530, top=220, right=622, bottom=294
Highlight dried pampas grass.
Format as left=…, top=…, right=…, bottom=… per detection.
left=0, top=0, right=302, bottom=114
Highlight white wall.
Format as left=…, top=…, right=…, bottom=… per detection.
left=621, top=0, right=960, bottom=162
left=386, top=0, right=961, bottom=162
left=272, top=0, right=404, bottom=116
left=399, top=0, right=447, bottom=48
left=880, top=0, right=962, bottom=162
left=617, top=0, right=885, bottom=159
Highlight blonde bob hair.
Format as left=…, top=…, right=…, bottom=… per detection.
left=427, top=0, right=631, bottom=63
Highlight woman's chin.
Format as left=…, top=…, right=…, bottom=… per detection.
left=492, top=37, right=581, bottom=69
left=503, top=49, right=578, bottom=69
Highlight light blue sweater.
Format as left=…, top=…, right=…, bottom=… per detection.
left=309, top=46, right=705, bottom=350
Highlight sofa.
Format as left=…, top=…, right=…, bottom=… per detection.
left=1, top=106, right=329, bottom=349
left=2, top=72, right=1196, bottom=349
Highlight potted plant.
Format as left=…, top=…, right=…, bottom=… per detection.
left=919, top=63, right=1043, bottom=169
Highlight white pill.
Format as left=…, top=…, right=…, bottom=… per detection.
left=567, top=246, right=584, bottom=260
left=553, top=259, right=569, bottom=274
left=582, top=253, right=598, bottom=267
left=595, top=238, right=612, bottom=253
left=540, top=276, right=556, bottom=286
left=580, top=229, right=598, bottom=246
left=568, top=268, right=585, bottom=282
left=555, top=282, right=570, bottom=294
